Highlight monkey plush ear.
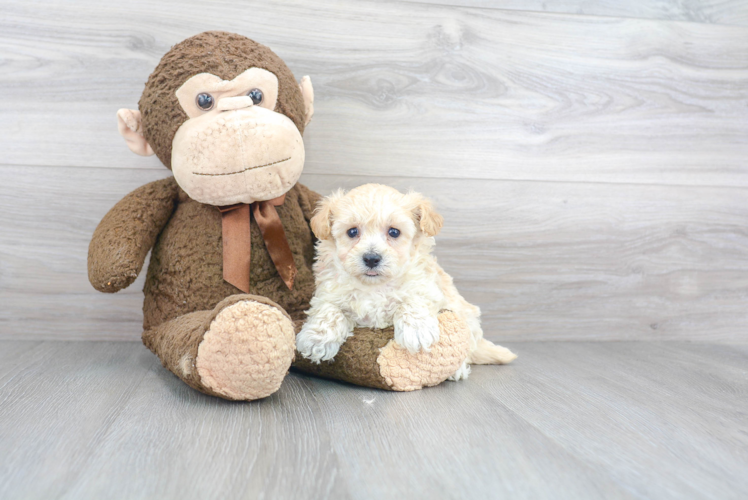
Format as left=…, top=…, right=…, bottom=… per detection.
left=299, top=76, right=314, bottom=127
left=310, top=189, right=343, bottom=240
left=412, top=194, right=444, bottom=237
left=116, top=109, right=155, bottom=156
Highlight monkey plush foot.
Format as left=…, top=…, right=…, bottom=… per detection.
left=293, top=311, right=471, bottom=391
left=143, top=294, right=295, bottom=401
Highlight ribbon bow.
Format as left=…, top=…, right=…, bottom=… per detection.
left=218, top=194, right=297, bottom=293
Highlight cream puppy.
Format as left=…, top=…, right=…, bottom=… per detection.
left=296, top=184, right=516, bottom=379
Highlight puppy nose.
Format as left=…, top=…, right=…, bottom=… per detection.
left=217, top=95, right=254, bottom=111
left=363, top=253, right=381, bottom=269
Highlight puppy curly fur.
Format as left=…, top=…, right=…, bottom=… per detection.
left=296, top=184, right=516, bottom=380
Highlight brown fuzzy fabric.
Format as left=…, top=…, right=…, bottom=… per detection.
left=88, top=177, right=179, bottom=293
left=139, top=31, right=307, bottom=169
left=142, top=308, right=225, bottom=398
left=142, top=178, right=320, bottom=331
left=292, top=311, right=470, bottom=391
left=89, top=31, right=468, bottom=398
left=293, top=326, right=394, bottom=390
left=142, top=294, right=292, bottom=400
left=90, top=175, right=470, bottom=396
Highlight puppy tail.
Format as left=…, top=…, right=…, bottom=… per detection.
left=469, top=338, right=517, bottom=365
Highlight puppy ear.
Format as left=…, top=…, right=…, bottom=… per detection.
left=311, top=190, right=343, bottom=240
left=412, top=193, right=444, bottom=236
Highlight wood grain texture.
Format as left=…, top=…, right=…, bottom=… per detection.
left=1, top=340, right=747, bottom=499
left=402, top=0, right=748, bottom=27
left=1, top=0, right=747, bottom=186
left=301, top=175, right=748, bottom=343
left=3, top=165, right=747, bottom=342
left=1, top=0, right=746, bottom=343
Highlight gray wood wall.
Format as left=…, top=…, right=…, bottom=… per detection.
left=1, top=0, right=746, bottom=342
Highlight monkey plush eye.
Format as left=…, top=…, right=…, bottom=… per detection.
left=196, top=93, right=214, bottom=110
left=347, top=228, right=359, bottom=238
left=247, top=88, right=264, bottom=105
left=388, top=228, right=401, bottom=238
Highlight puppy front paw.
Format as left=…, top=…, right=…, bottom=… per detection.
left=296, top=325, right=345, bottom=364
left=394, top=315, right=440, bottom=353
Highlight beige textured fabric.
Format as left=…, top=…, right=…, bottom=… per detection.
left=377, top=311, right=471, bottom=391
left=139, top=31, right=307, bottom=170
left=170, top=105, right=305, bottom=206
left=175, top=69, right=280, bottom=118
left=292, top=311, right=471, bottom=391
left=196, top=299, right=295, bottom=400
left=116, top=109, right=155, bottom=157
left=299, top=75, right=314, bottom=126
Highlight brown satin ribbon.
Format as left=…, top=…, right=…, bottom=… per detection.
left=219, top=194, right=297, bottom=293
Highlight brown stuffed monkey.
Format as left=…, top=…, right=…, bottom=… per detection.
left=88, top=31, right=471, bottom=401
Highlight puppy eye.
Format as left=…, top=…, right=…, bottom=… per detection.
left=247, top=88, right=263, bottom=105
left=388, top=228, right=401, bottom=238
left=347, top=228, right=359, bottom=238
left=196, top=93, right=214, bottom=110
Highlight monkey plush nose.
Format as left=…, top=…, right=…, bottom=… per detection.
left=363, top=253, right=381, bottom=269
left=217, top=95, right=254, bottom=111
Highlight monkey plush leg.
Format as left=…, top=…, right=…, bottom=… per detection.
left=143, top=294, right=295, bottom=401
left=292, top=311, right=471, bottom=391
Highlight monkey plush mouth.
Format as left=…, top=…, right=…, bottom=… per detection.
left=192, top=157, right=291, bottom=177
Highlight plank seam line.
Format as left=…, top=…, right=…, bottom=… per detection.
left=395, top=0, right=748, bottom=30
left=2, top=163, right=747, bottom=191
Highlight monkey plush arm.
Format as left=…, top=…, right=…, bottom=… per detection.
left=88, top=176, right=179, bottom=293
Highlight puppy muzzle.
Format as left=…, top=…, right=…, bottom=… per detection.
left=363, top=253, right=382, bottom=269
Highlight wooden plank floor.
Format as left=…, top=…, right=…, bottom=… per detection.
left=1, top=340, right=746, bottom=499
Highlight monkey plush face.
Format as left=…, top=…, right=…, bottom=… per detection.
left=116, top=31, right=314, bottom=206
left=170, top=67, right=307, bottom=205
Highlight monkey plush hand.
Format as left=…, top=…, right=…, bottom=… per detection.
left=88, top=31, right=471, bottom=400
